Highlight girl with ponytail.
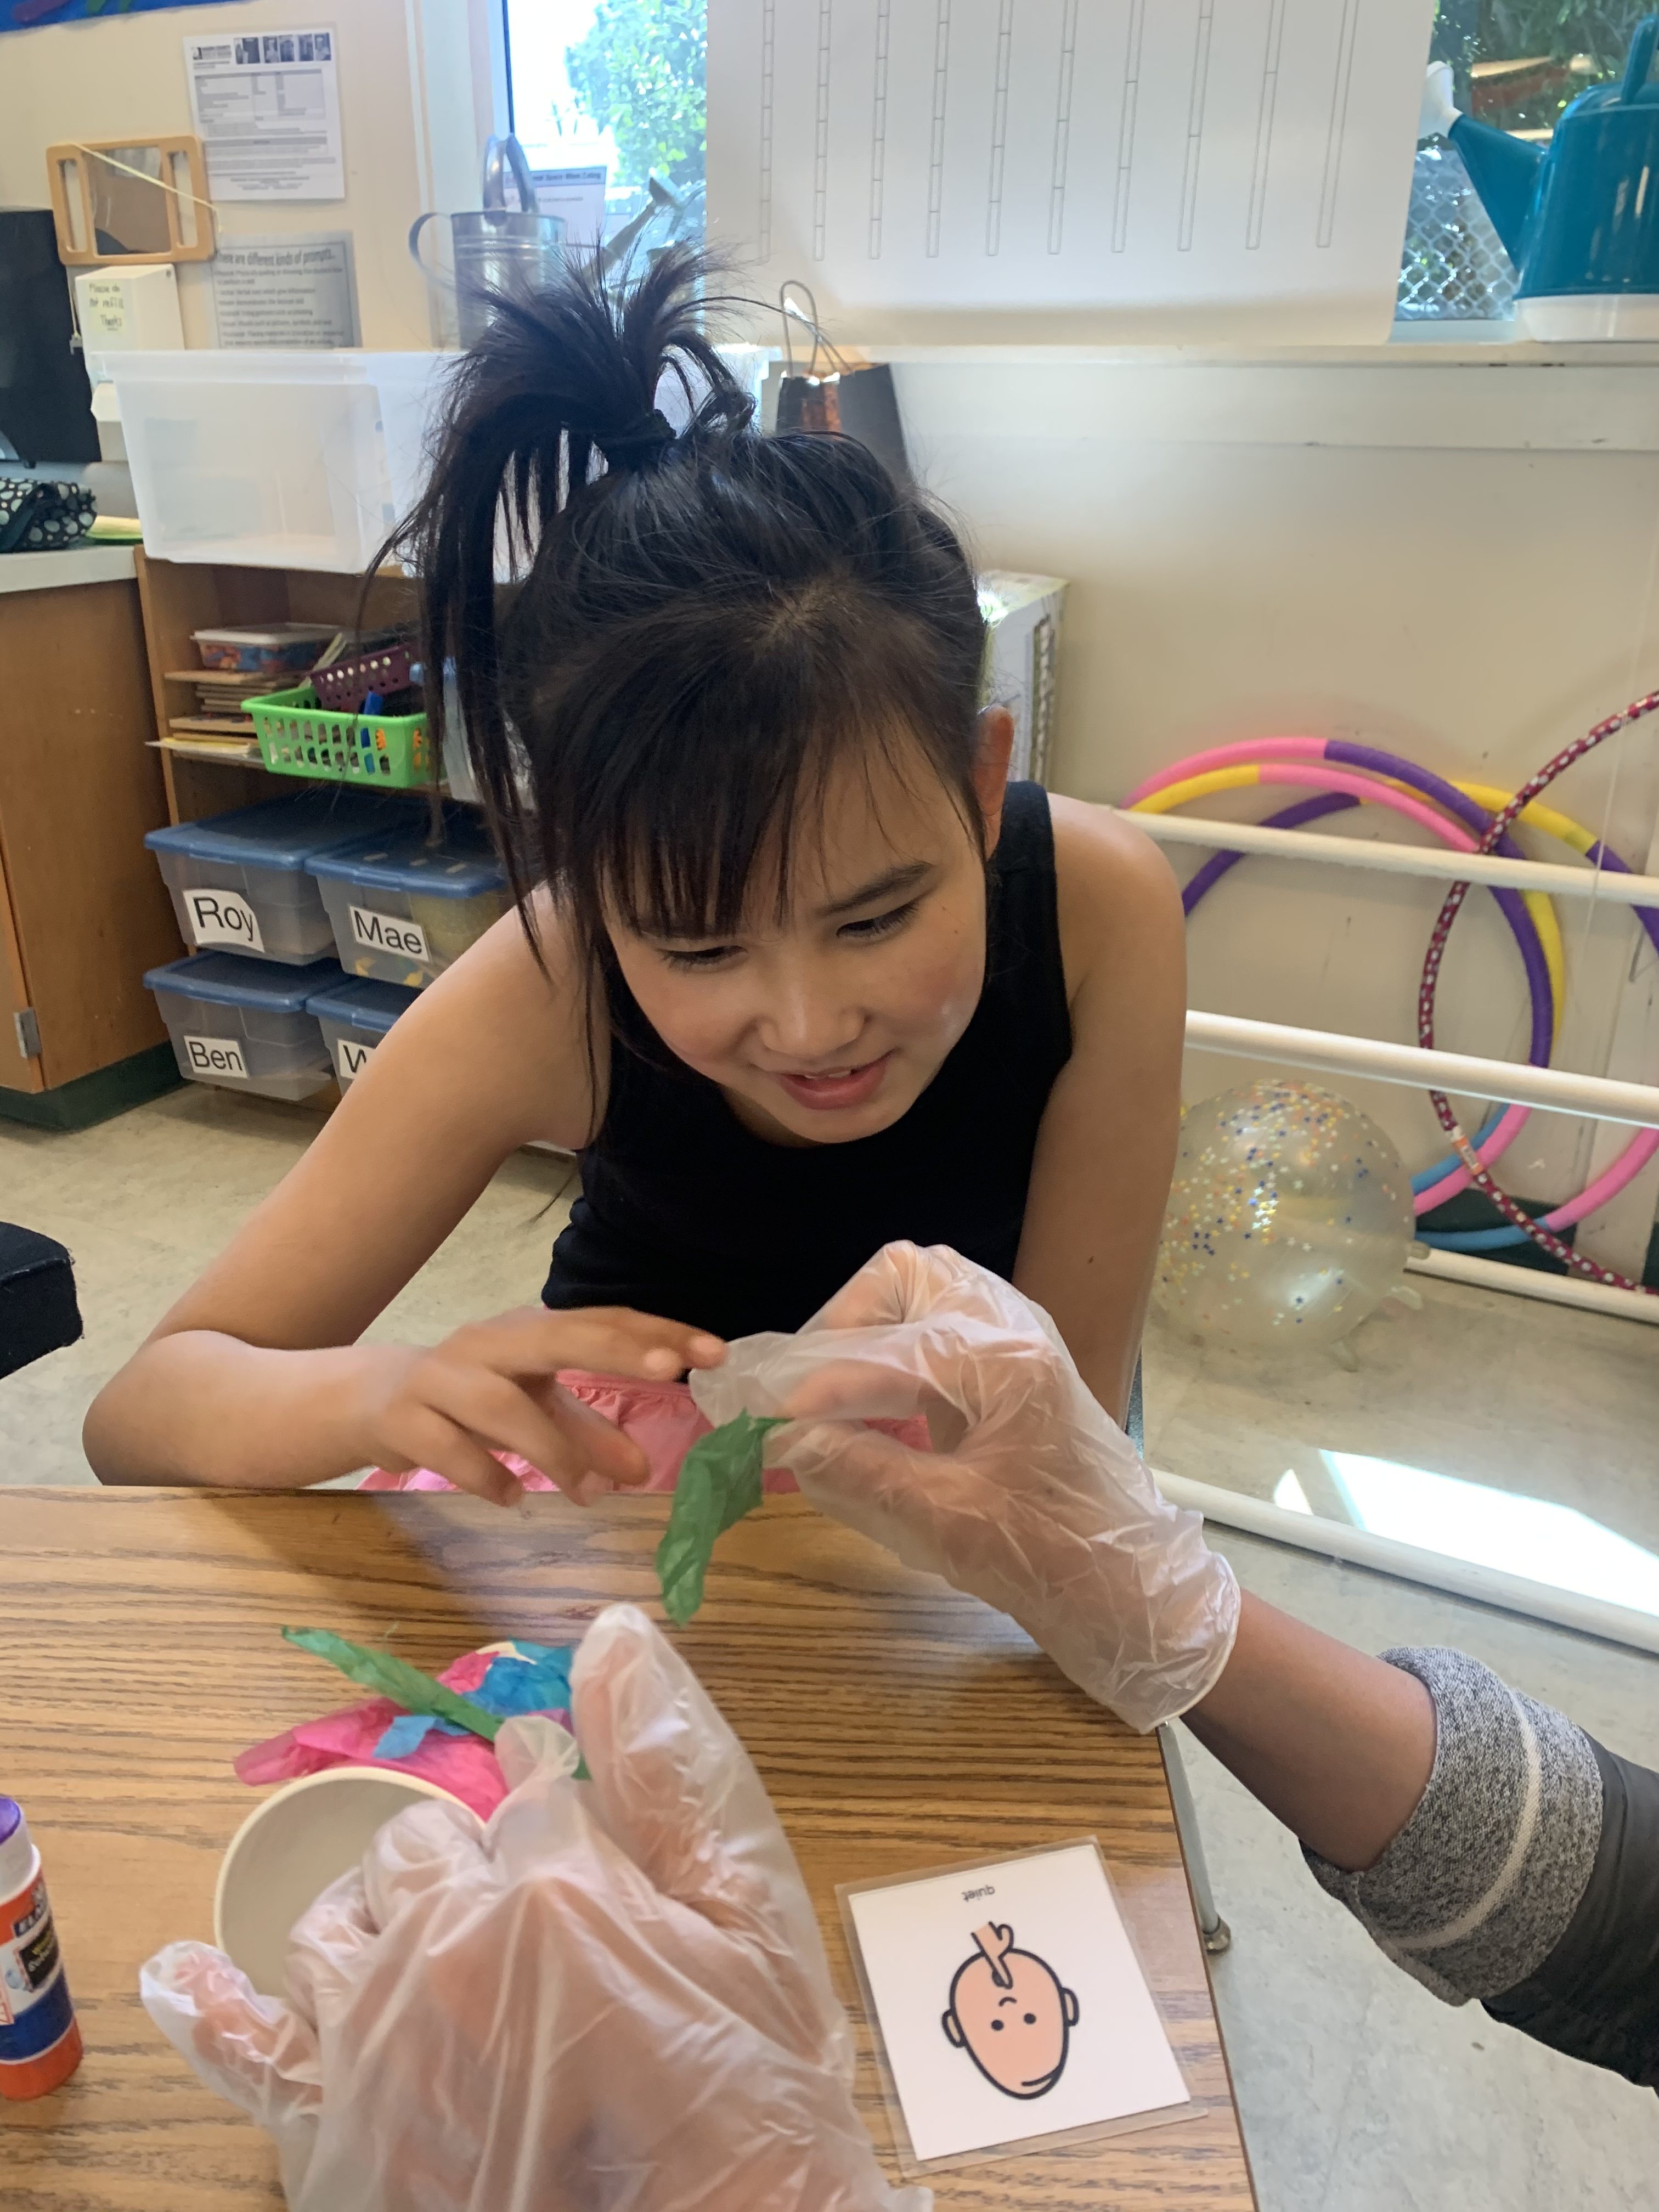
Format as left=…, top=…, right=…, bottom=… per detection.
left=87, top=249, right=1186, bottom=1499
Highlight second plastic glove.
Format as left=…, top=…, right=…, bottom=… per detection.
left=691, top=1243, right=1240, bottom=1734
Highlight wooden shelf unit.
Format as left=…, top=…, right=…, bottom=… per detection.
left=133, top=551, right=420, bottom=826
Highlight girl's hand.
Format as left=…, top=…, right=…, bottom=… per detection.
left=142, top=1607, right=926, bottom=2212
left=354, top=1307, right=725, bottom=1507
left=691, top=1243, right=1239, bottom=1733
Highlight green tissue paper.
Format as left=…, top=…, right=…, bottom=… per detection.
left=282, top=1626, right=503, bottom=1742
left=656, top=1411, right=787, bottom=1625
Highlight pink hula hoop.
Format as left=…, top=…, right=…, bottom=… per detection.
left=1124, top=734, right=1329, bottom=806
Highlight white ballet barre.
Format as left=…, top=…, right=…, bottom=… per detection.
left=1115, top=807, right=1659, bottom=909
left=1185, top=1009, right=1659, bottom=1130
left=1406, top=1245, right=1659, bottom=1327
left=1155, top=1469, right=1659, bottom=1656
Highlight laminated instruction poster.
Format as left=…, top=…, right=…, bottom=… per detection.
left=212, top=234, right=360, bottom=347
left=531, top=166, right=610, bottom=252
left=707, top=0, right=1436, bottom=341
left=185, top=29, right=345, bottom=202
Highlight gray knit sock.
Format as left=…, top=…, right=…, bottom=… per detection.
left=1302, top=1646, right=1604, bottom=2004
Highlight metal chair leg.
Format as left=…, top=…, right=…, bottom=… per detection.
left=1159, top=1723, right=1232, bottom=1955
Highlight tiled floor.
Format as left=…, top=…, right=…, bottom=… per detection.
left=1143, top=1274, right=1658, bottom=1535
left=4, top=1091, right=1658, bottom=2205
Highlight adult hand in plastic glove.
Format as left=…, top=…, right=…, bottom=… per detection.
left=142, top=1604, right=927, bottom=2212
left=690, top=1243, right=1240, bottom=1734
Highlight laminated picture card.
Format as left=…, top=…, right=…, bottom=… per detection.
left=842, top=1839, right=1191, bottom=2170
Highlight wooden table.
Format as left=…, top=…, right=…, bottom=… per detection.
left=2, top=1489, right=1257, bottom=2210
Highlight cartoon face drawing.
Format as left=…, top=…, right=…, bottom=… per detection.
left=942, top=1921, right=1079, bottom=2098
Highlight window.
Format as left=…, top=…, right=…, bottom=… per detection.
left=503, top=0, right=706, bottom=249
left=1401, top=2, right=1654, bottom=320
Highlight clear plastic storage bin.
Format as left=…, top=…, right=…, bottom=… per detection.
left=305, top=976, right=420, bottom=1087
left=145, top=792, right=417, bottom=964
left=103, top=349, right=450, bottom=572
left=145, top=953, right=342, bottom=1101
left=193, top=623, right=338, bottom=676
left=97, top=346, right=766, bottom=575
left=306, top=809, right=509, bottom=988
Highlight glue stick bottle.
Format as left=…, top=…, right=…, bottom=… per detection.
left=0, top=1798, right=83, bottom=2100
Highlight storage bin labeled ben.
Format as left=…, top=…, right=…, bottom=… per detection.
left=145, top=955, right=341, bottom=1101
left=305, top=977, right=420, bottom=1087
left=307, top=812, right=508, bottom=988
left=146, top=793, right=415, bottom=965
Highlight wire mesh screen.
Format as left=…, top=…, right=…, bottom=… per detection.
left=1397, top=141, right=1517, bottom=321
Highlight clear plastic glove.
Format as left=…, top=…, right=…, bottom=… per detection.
left=142, top=1604, right=928, bottom=2212
left=690, top=1244, right=1240, bottom=1734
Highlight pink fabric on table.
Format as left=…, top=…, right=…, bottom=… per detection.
left=358, top=1367, right=932, bottom=1495
left=234, top=1648, right=561, bottom=1821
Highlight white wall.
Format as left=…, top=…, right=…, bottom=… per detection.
left=0, top=0, right=495, bottom=349
left=897, top=344, right=1659, bottom=1270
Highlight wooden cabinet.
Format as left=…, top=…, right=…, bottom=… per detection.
left=0, top=552, right=183, bottom=1125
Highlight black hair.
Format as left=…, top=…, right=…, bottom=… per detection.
left=389, top=246, right=987, bottom=984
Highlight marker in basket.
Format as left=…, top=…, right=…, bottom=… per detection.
left=0, top=1797, right=83, bottom=2100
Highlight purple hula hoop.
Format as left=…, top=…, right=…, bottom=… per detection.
left=1180, top=778, right=1553, bottom=1073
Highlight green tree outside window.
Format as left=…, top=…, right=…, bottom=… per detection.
left=1432, top=2, right=1653, bottom=132
left=566, top=0, right=707, bottom=193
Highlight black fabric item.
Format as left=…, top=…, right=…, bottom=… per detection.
left=1483, top=1737, right=1659, bottom=2092
left=0, top=1224, right=83, bottom=1381
left=0, top=211, right=99, bottom=467
left=830, top=365, right=910, bottom=482
left=544, top=781, right=1071, bottom=1340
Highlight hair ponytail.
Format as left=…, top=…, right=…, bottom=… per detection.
left=384, top=245, right=986, bottom=1006
left=388, top=247, right=754, bottom=872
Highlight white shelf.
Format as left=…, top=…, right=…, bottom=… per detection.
left=859, top=334, right=1659, bottom=368
left=0, top=545, right=137, bottom=596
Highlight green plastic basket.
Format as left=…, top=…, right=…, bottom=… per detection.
left=246, top=683, right=433, bottom=787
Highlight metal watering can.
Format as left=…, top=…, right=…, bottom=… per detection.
left=409, top=135, right=565, bottom=347
left=1424, top=16, right=1659, bottom=338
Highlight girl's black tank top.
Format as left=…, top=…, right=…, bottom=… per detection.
left=543, top=781, right=1072, bottom=1340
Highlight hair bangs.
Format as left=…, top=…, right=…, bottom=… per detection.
left=563, top=586, right=980, bottom=946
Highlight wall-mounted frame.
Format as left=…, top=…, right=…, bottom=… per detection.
left=47, top=136, right=216, bottom=266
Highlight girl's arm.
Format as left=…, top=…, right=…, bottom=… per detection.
left=1013, top=802, right=1187, bottom=1426
left=1194, top=1606, right=1659, bottom=2097
left=1183, top=1592, right=1435, bottom=1869
left=84, top=910, right=721, bottom=1498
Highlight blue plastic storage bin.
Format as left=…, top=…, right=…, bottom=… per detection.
left=305, top=807, right=509, bottom=987
left=304, top=976, right=420, bottom=1087
left=144, top=792, right=417, bottom=965
left=145, top=953, right=341, bottom=1100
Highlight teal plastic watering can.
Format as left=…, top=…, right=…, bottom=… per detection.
left=1422, top=18, right=1659, bottom=338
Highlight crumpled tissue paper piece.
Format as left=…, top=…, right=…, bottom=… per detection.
left=236, top=1640, right=577, bottom=1820
left=655, top=1411, right=787, bottom=1625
